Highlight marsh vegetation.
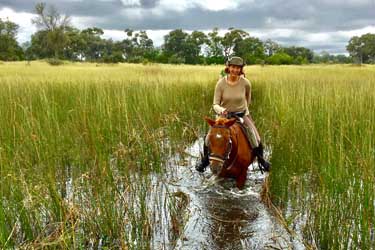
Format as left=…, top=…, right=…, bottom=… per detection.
left=0, top=62, right=374, bottom=249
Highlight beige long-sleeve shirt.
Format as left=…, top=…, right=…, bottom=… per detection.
left=213, top=76, right=251, bottom=115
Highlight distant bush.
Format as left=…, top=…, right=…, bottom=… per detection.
left=243, top=54, right=258, bottom=65
left=46, top=58, right=64, bottom=66
left=294, top=56, right=309, bottom=65
left=142, top=59, right=150, bottom=65
left=128, top=57, right=144, bottom=64
left=368, top=57, right=375, bottom=64
left=205, top=56, right=225, bottom=65
left=266, top=53, right=293, bottom=65
left=168, top=54, right=185, bottom=64
left=155, top=53, right=169, bottom=64
left=255, top=59, right=265, bottom=65
left=102, top=51, right=124, bottom=63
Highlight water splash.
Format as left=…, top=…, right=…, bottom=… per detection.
left=164, top=138, right=305, bottom=250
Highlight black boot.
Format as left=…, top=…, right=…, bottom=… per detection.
left=195, top=144, right=209, bottom=172
left=254, top=143, right=271, bottom=172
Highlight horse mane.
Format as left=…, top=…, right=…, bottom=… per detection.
left=215, top=117, right=228, bottom=126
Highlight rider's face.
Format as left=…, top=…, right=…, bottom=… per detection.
left=228, top=65, right=242, bottom=76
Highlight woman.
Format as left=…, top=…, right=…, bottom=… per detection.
left=196, top=56, right=270, bottom=172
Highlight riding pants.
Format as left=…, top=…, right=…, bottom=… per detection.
left=243, top=115, right=261, bottom=149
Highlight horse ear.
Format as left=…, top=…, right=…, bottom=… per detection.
left=204, top=116, right=216, bottom=127
left=225, top=118, right=237, bottom=127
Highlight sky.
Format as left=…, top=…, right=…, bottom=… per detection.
left=1, top=0, right=375, bottom=54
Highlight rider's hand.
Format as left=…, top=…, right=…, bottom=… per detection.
left=221, top=110, right=228, bottom=116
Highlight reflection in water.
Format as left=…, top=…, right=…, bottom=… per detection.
left=200, top=192, right=258, bottom=250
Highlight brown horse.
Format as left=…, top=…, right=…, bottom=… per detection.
left=205, top=117, right=255, bottom=189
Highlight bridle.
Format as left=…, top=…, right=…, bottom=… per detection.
left=207, top=125, right=233, bottom=166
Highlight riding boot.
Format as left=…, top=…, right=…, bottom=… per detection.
left=195, top=144, right=209, bottom=172
left=254, top=143, right=271, bottom=172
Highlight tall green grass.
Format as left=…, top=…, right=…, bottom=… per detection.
left=0, top=61, right=214, bottom=248
left=1, top=62, right=374, bottom=249
left=251, top=65, right=375, bottom=249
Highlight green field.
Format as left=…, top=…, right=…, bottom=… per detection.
left=0, top=61, right=374, bottom=249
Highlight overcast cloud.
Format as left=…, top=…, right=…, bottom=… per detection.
left=1, top=0, right=375, bottom=54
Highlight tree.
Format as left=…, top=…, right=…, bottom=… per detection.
left=102, top=39, right=124, bottom=63
left=121, top=29, right=155, bottom=62
left=162, top=29, right=207, bottom=64
left=234, top=37, right=265, bottom=64
left=80, top=27, right=106, bottom=61
left=264, top=39, right=281, bottom=57
left=206, top=27, right=224, bottom=64
left=347, top=36, right=364, bottom=64
left=266, top=52, right=293, bottom=65
left=27, top=30, right=54, bottom=59
left=185, top=31, right=208, bottom=64
left=221, top=28, right=249, bottom=59
left=31, top=2, right=71, bottom=59
left=313, top=51, right=331, bottom=63
left=282, top=46, right=314, bottom=63
left=0, top=18, right=24, bottom=60
left=163, top=29, right=188, bottom=60
left=333, top=54, right=352, bottom=64
left=347, top=33, right=375, bottom=64
left=64, top=27, right=85, bottom=60
left=137, top=31, right=155, bottom=60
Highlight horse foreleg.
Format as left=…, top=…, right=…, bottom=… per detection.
left=236, top=170, right=247, bottom=189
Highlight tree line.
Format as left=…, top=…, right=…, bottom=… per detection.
left=1, top=2, right=374, bottom=65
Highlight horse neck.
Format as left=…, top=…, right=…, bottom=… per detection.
left=229, top=125, right=238, bottom=147
left=228, top=124, right=239, bottom=156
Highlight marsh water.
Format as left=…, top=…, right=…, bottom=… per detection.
left=57, top=137, right=306, bottom=249
left=152, top=138, right=305, bottom=250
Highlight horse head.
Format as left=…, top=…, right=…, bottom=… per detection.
left=205, top=117, right=237, bottom=175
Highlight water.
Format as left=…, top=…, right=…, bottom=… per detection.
left=59, top=138, right=305, bottom=249
left=160, top=138, right=305, bottom=250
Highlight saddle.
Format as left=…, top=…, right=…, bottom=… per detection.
left=226, top=112, right=252, bottom=148
left=226, top=111, right=245, bottom=119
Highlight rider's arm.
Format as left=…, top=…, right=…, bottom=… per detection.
left=245, top=79, right=251, bottom=105
left=244, top=79, right=251, bottom=116
left=213, top=80, right=226, bottom=115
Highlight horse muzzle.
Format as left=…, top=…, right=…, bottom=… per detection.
left=209, top=157, right=224, bottom=175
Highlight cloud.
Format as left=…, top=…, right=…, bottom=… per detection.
left=1, top=0, right=374, bottom=31
left=102, top=28, right=171, bottom=47
left=117, top=0, right=159, bottom=8
left=139, top=0, right=159, bottom=8
left=1, top=0, right=375, bottom=53
left=0, top=7, right=36, bottom=44
left=155, top=0, right=251, bottom=12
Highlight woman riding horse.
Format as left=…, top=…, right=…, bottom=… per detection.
left=196, top=56, right=270, bottom=172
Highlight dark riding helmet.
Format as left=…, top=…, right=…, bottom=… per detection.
left=226, top=56, right=245, bottom=67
